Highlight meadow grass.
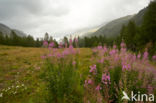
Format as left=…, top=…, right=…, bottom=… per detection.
left=0, top=45, right=92, bottom=103
left=0, top=44, right=156, bottom=103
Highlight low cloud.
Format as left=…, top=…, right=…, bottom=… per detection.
left=0, top=0, right=150, bottom=39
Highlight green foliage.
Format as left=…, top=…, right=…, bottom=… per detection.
left=94, top=63, right=103, bottom=84
left=41, top=58, right=83, bottom=103
left=117, top=1, right=156, bottom=56
left=121, top=21, right=137, bottom=51
left=109, top=66, right=122, bottom=103
left=0, top=31, right=59, bottom=47
left=78, top=36, right=115, bottom=48
left=0, top=31, right=41, bottom=47
left=141, top=1, right=156, bottom=43
left=44, top=32, right=49, bottom=41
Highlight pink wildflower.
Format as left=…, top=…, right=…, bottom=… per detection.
left=109, top=49, right=116, bottom=55
left=72, top=61, right=76, bottom=65
left=69, top=38, right=72, bottom=45
left=113, top=45, right=117, bottom=49
left=120, top=42, right=126, bottom=48
left=92, top=48, right=97, bottom=53
left=62, top=49, right=69, bottom=56
left=132, top=54, right=136, bottom=61
left=107, top=74, right=110, bottom=81
left=95, top=85, right=102, bottom=91
left=43, top=41, right=48, bottom=47
left=103, top=45, right=107, bottom=52
left=143, top=51, right=148, bottom=60
left=41, top=55, right=47, bottom=59
left=147, top=85, right=153, bottom=93
left=49, top=42, right=54, bottom=48
left=88, top=79, right=92, bottom=84
left=137, top=53, right=141, bottom=59
left=102, top=73, right=110, bottom=84
left=97, top=46, right=102, bottom=50
left=122, top=62, right=131, bottom=70
left=59, top=42, right=63, bottom=48
left=121, top=48, right=126, bottom=53
left=69, top=44, right=73, bottom=49
left=56, top=53, right=64, bottom=59
left=114, top=54, right=119, bottom=61
left=152, top=55, right=156, bottom=61
left=102, top=73, right=107, bottom=81
left=84, top=80, right=88, bottom=87
left=89, top=65, right=96, bottom=73
left=48, top=54, right=52, bottom=57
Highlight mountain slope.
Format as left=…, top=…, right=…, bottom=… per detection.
left=0, top=23, right=11, bottom=35
left=90, top=15, right=134, bottom=37
left=12, top=29, right=27, bottom=37
left=131, top=7, right=147, bottom=25
left=86, top=7, right=147, bottom=37
left=0, top=23, right=26, bottom=37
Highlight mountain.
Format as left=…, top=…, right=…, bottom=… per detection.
left=72, top=27, right=99, bottom=37
left=84, top=7, right=147, bottom=37
left=89, top=15, right=134, bottom=37
left=131, top=8, right=147, bottom=25
left=0, top=23, right=26, bottom=37
left=0, top=23, right=11, bottom=35
left=12, top=29, right=27, bottom=37
left=66, top=26, right=100, bottom=39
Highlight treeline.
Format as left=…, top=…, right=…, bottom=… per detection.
left=77, top=36, right=116, bottom=47
left=0, top=31, right=41, bottom=47
left=0, top=31, right=58, bottom=47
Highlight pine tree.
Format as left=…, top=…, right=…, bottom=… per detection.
left=141, top=1, right=156, bottom=43
left=141, top=1, right=156, bottom=55
left=44, top=32, right=49, bottom=41
left=0, top=32, right=4, bottom=44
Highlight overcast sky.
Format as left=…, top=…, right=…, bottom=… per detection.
left=0, top=0, right=150, bottom=39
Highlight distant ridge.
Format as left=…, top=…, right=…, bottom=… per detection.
left=0, top=23, right=26, bottom=37
left=84, top=6, right=147, bottom=37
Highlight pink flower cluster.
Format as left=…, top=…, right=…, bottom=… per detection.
left=84, top=41, right=156, bottom=102
left=101, top=73, right=110, bottom=85
left=43, top=41, right=48, bottom=47
left=89, top=64, right=96, bottom=74
left=152, top=55, right=156, bottom=61
left=109, top=45, right=118, bottom=55
left=120, top=41, right=126, bottom=48
left=59, top=42, right=63, bottom=48
left=95, top=85, right=102, bottom=91
left=122, top=62, right=131, bottom=70
left=49, top=42, right=54, bottom=48
left=97, top=46, right=103, bottom=50
left=84, top=79, right=93, bottom=87
left=143, top=50, right=148, bottom=60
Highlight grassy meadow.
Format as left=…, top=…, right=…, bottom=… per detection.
left=0, top=45, right=92, bottom=103
left=0, top=43, right=156, bottom=103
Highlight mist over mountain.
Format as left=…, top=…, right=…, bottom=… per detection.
left=0, top=23, right=26, bottom=37
left=89, top=15, right=134, bottom=37
left=84, top=6, right=147, bottom=38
